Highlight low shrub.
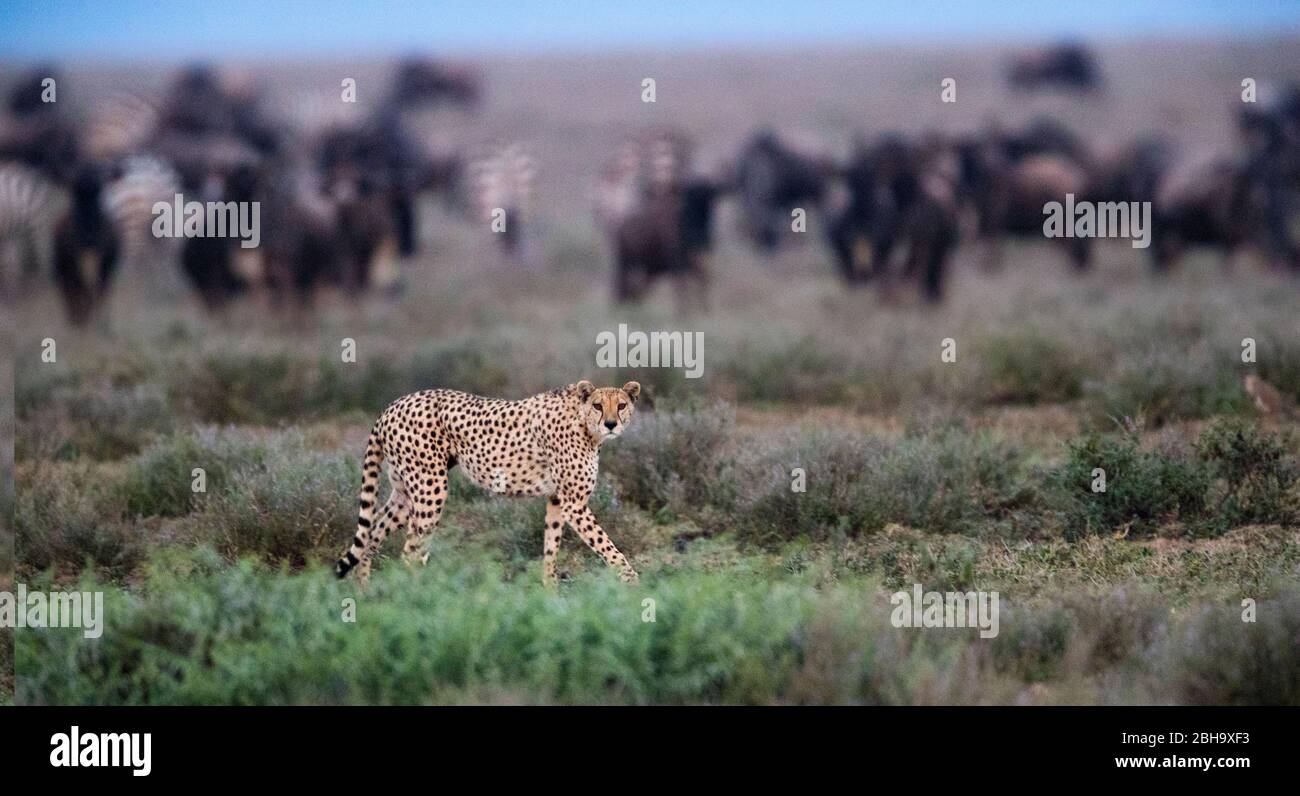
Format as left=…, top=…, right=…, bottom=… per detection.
left=722, top=336, right=862, bottom=405
left=1154, top=590, right=1300, bottom=705
left=120, top=429, right=274, bottom=518
left=17, top=383, right=173, bottom=462
left=1082, top=346, right=1249, bottom=429
left=1047, top=422, right=1298, bottom=538
left=168, top=350, right=407, bottom=425
left=1047, top=433, right=1210, bottom=538
left=602, top=403, right=738, bottom=521
left=14, top=463, right=139, bottom=577
left=195, top=450, right=354, bottom=565
left=0, top=627, right=11, bottom=703
left=972, top=331, right=1089, bottom=405
left=731, top=429, right=1037, bottom=546
left=1196, top=420, right=1298, bottom=530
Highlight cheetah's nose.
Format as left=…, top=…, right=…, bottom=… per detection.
left=604, top=420, right=618, bottom=430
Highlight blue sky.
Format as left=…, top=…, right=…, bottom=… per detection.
left=3, top=0, right=1299, bottom=60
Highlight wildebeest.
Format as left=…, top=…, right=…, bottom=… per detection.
left=1, top=66, right=133, bottom=323
left=612, top=177, right=721, bottom=311
left=827, top=134, right=960, bottom=302
left=1148, top=150, right=1288, bottom=271
left=331, top=168, right=402, bottom=292
left=735, top=128, right=830, bottom=252
left=370, top=57, right=484, bottom=251
left=1238, top=81, right=1300, bottom=162
left=310, top=58, right=479, bottom=270
left=75, top=65, right=281, bottom=308
left=315, top=123, right=409, bottom=286
left=0, top=65, right=82, bottom=183
left=1237, top=81, right=1300, bottom=268
left=317, top=119, right=423, bottom=264
left=998, top=117, right=1090, bottom=164
left=954, top=121, right=1095, bottom=271
left=598, top=131, right=723, bottom=311
left=154, top=65, right=283, bottom=156
left=1007, top=42, right=1102, bottom=91
left=258, top=166, right=351, bottom=308
left=386, top=57, right=483, bottom=109
left=1088, top=136, right=1173, bottom=206
left=3, top=57, right=487, bottom=322
left=97, top=61, right=428, bottom=306
left=144, top=60, right=449, bottom=305
left=995, top=154, right=1094, bottom=270
left=52, top=163, right=121, bottom=326
left=177, top=158, right=265, bottom=310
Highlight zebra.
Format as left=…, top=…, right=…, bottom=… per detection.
left=83, top=90, right=162, bottom=162
left=468, top=143, right=536, bottom=257
left=594, top=130, right=722, bottom=311
left=0, top=162, right=66, bottom=298
left=101, top=155, right=183, bottom=272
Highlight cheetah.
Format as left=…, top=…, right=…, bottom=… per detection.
left=335, top=379, right=642, bottom=585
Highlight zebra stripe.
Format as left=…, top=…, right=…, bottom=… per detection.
left=0, top=163, right=65, bottom=239
left=593, top=130, right=692, bottom=229
left=84, top=90, right=161, bottom=160
left=0, top=162, right=67, bottom=290
left=469, top=143, right=535, bottom=224
left=102, top=155, right=182, bottom=261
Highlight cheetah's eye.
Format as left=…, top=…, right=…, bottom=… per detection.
left=618, top=403, right=627, bottom=410
left=592, top=402, right=602, bottom=411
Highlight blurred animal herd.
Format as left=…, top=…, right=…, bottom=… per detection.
left=2, top=42, right=1298, bottom=326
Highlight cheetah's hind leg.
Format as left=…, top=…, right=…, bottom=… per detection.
left=355, top=489, right=411, bottom=586
left=401, top=465, right=450, bottom=567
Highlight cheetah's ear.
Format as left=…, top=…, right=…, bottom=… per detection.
left=576, top=380, right=595, bottom=401
left=622, top=381, right=642, bottom=404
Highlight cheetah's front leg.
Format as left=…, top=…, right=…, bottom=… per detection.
left=542, top=496, right=565, bottom=586
left=564, top=502, right=637, bottom=583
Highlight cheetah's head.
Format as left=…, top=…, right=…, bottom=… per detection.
left=576, top=379, right=641, bottom=443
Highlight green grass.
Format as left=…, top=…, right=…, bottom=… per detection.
left=13, top=411, right=1298, bottom=581
left=9, top=408, right=1299, bottom=704
left=15, top=546, right=1300, bottom=705
left=0, top=629, right=11, bottom=705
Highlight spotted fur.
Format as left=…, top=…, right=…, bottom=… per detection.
left=336, top=380, right=642, bottom=585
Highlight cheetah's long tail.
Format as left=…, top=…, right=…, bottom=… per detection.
left=335, top=428, right=385, bottom=578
